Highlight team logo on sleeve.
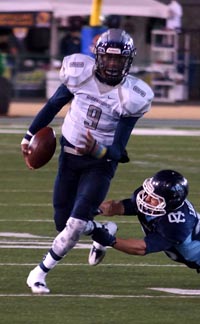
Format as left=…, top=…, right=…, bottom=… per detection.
left=69, top=62, right=84, bottom=68
left=133, top=85, right=146, bottom=97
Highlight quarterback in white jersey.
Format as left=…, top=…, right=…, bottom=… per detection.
left=21, top=28, right=154, bottom=294
left=60, top=53, right=153, bottom=147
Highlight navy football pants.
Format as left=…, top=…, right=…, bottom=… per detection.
left=53, top=144, right=118, bottom=232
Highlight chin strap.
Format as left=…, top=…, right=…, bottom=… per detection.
left=95, top=71, right=122, bottom=86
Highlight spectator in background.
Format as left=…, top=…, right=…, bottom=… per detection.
left=60, top=16, right=82, bottom=57
left=60, top=29, right=81, bottom=57
left=166, top=0, right=183, bottom=33
left=9, top=28, right=28, bottom=57
left=164, top=1, right=183, bottom=47
left=105, top=15, right=121, bottom=29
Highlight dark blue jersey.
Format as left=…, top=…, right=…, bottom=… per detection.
left=122, top=187, right=200, bottom=270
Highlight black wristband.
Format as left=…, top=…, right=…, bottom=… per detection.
left=24, top=131, right=33, bottom=141
left=110, top=237, right=117, bottom=247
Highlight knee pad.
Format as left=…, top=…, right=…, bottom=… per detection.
left=52, top=217, right=87, bottom=257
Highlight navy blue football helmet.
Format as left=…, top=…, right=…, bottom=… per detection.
left=95, top=28, right=136, bottom=86
left=136, top=170, right=189, bottom=216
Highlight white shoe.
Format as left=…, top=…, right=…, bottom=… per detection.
left=88, top=242, right=106, bottom=266
left=26, top=268, right=50, bottom=294
left=88, top=221, right=118, bottom=266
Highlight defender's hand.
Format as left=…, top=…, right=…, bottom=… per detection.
left=92, top=228, right=116, bottom=247
left=99, top=200, right=125, bottom=216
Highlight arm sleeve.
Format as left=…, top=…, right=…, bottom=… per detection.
left=122, top=199, right=138, bottom=216
left=28, top=84, right=73, bottom=135
left=104, top=116, right=139, bottom=161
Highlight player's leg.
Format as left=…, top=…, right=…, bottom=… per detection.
left=53, top=150, right=80, bottom=232
left=27, top=159, right=117, bottom=293
left=27, top=216, right=117, bottom=293
left=27, top=152, right=82, bottom=293
left=27, top=216, right=94, bottom=293
left=71, top=161, right=117, bottom=265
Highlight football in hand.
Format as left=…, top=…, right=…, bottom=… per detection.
left=27, top=127, right=56, bottom=169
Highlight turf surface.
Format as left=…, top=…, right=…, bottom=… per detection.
left=0, top=129, right=200, bottom=324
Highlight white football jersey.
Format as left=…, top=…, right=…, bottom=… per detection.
left=60, top=53, right=154, bottom=147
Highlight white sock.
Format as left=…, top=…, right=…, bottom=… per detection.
left=42, top=252, right=59, bottom=270
left=33, top=265, right=48, bottom=279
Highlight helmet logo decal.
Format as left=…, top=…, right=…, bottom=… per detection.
left=122, top=50, right=132, bottom=56
left=97, top=46, right=106, bottom=54
left=106, top=48, right=121, bottom=54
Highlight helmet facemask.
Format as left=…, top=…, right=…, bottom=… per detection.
left=136, top=170, right=188, bottom=217
left=136, top=178, right=167, bottom=217
left=94, top=28, right=136, bottom=86
left=96, top=52, right=133, bottom=85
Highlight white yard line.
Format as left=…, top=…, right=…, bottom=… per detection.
left=0, top=293, right=199, bottom=298
left=0, top=262, right=184, bottom=267
left=0, top=128, right=200, bottom=136
left=132, top=128, right=200, bottom=136
left=149, top=288, right=200, bottom=295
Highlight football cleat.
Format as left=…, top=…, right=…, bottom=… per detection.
left=88, top=242, right=106, bottom=266
left=88, top=221, right=118, bottom=266
left=26, top=268, right=50, bottom=294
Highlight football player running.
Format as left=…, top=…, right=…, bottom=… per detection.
left=91, top=169, right=200, bottom=273
left=21, top=28, right=154, bottom=294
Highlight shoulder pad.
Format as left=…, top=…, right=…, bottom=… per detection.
left=59, top=53, right=95, bottom=90
left=127, top=75, right=154, bottom=102
left=122, top=75, right=154, bottom=116
left=133, top=78, right=154, bottom=102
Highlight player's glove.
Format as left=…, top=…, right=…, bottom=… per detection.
left=119, top=149, right=130, bottom=163
left=21, top=131, right=33, bottom=169
left=91, top=228, right=117, bottom=247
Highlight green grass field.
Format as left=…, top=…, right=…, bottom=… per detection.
left=0, top=125, right=200, bottom=324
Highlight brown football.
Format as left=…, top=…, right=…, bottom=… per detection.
left=27, top=127, right=56, bottom=169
